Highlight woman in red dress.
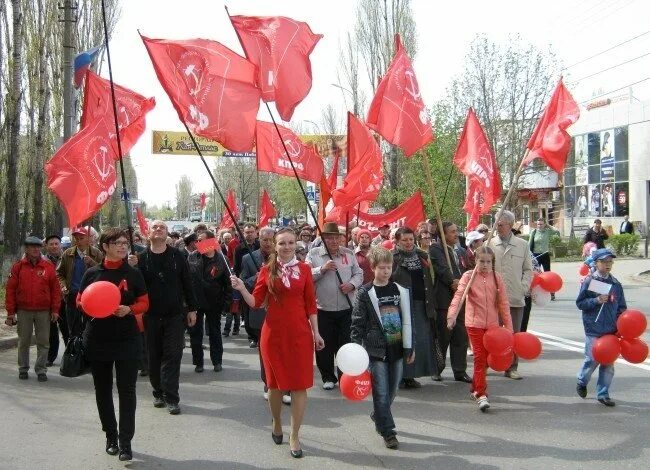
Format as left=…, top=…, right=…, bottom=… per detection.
left=231, top=228, right=324, bottom=458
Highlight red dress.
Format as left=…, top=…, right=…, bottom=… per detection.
left=252, top=262, right=317, bottom=390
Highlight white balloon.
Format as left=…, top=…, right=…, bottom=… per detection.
left=336, top=343, right=369, bottom=376
left=532, top=285, right=551, bottom=307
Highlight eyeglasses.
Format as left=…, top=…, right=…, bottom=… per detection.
left=478, top=229, right=488, bottom=234
left=109, top=241, right=130, bottom=247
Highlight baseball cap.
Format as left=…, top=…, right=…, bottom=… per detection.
left=592, top=248, right=616, bottom=262
left=71, top=227, right=89, bottom=236
left=465, top=231, right=485, bottom=246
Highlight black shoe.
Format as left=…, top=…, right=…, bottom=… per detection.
left=167, top=402, right=181, bottom=415
left=232, top=330, right=239, bottom=336
left=213, top=364, right=222, bottom=372
left=576, top=384, right=587, bottom=398
left=272, top=432, right=283, bottom=445
left=153, top=397, right=165, bottom=408
left=139, top=369, right=149, bottom=377
left=383, top=435, right=399, bottom=449
left=118, top=443, right=132, bottom=461
left=46, top=361, right=54, bottom=367
left=598, top=397, right=616, bottom=407
left=37, top=373, right=48, bottom=382
left=18, top=372, right=28, bottom=380
left=454, top=373, right=472, bottom=383
left=222, top=331, right=230, bottom=337
left=403, top=378, right=421, bottom=389
left=551, top=293, right=556, bottom=301
left=106, top=437, right=119, bottom=456
left=290, top=449, right=303, bottom=458
left=195, top=365, right=204, bottom=373
left=431, top=374, right=442, bottom=382
left=249, top=340, right=258, bottom=348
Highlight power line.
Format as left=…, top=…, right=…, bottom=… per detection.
left=572, top=51, right=650, bottom=82
left=562, top=29, right=650, bottom=71
left=579, top=77, right=650, bottom=103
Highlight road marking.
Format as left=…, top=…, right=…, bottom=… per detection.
left=530, top=329, right=650, bottom=371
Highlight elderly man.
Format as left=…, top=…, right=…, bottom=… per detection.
left=583, top=219, right=608, bottom=249
left=355, top=228, right=374, bottom=284
left=56, top=227, right=103, bottom=337
left=5, top=237, right=61, bottom=381
left=372, top=224, right=392, bottom=246
left=489, top=210, right=533, bottom=380
left=307, top=222, right=363, bottom=390
left=619, top=215, right=633, bottom=234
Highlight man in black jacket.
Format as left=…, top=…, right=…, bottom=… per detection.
left=188, top=230, right=232, bottom=373
left=129, top=220, right=197, bottom=415
left=228, top=223, right=260, bottom=338
left=619, top=215, right=634, bottom=234
left=583, top=219, right=609, bottom=249
left=429, top=222, right=470, bottom=383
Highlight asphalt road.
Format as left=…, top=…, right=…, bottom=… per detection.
left=0, top=259, right=648, bottom=470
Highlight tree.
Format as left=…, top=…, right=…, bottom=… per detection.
left=271, top=176, right=308, bottom=218
left=175, top=175, right=193, bottom=220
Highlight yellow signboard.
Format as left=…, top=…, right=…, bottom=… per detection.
left=151, top=130, right=255, bottom=157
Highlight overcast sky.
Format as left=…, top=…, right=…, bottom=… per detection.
left=105, top=0, right=650, bottom=207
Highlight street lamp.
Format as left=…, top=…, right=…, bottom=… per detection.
left=303, top=119, right=321, bottom=134
left=331, top=83, right=357, bottom=116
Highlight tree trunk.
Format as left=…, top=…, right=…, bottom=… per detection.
left=32, top=53, right=50, bottom=236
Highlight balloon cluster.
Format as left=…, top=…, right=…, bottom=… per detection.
left=592, top=310, right=648, bottom=365
left=483, top=327, right=542, bottom=371
left=337, top=343, right=372, bottom=401
left=530, top=272, right=563, bottom=307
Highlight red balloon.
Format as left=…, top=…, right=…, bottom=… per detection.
left=537, top=272, right=563, bottom=293
left=80, top=281, right=121, bottom=319
left=616, top=310, right=648, bottom=339
left=620, top=338, right=649, bottom=364
left=513, top=332, right=542, bottom=360
left=487, top=351, right=513, bottom=371
left=340, top=371, right=372, bottom=401
left=578, top=264, right=589, bottom=276
left=381, top=240, right=394, bottom=250
left=530, top=272, right=541, bottom=289
left=482, top=327, right=514, bottom=355
left=591, top=335, right=621, bottom=365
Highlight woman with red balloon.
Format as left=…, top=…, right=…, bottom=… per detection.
left=78, top=228, right=149, bottom=461
left=575, top=248, right=627, bottom=407
left=448, top=246, right=513, bottom=412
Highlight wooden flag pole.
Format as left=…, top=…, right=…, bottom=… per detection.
left=420, top=150, right=453, bottom=272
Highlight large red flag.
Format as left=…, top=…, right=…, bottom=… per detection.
left=463, top=180, right=483, bottom=231
left=229, top=15, right=322, bottom=122
left=45, top=118, right=118, bottom=228
left=80, top=71, right=156, bottom=155
left=219, top=189, right=239, bottom=229
left=367, top=35, right=433, bottom=157
left=255, top=121, right=324, bottom=183
left=135, top=207, right=149, bottom=236
left=453, top=108, right=501, bottom=212
left=522, top=78, right=580, bottom=173
left=141, top=35, right=261, bottom=152
left=258, top=190, right=277, bottom=228
left=331, top=113, right=383, bottom=210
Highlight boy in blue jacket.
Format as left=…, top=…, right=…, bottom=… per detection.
left=575, top=248, right=627, bottom=406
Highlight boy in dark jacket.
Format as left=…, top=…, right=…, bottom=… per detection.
left=351, top=247, right=414, bottom=450
left=575, top=248, right=627, bottom=407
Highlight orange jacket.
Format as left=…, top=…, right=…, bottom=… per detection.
left=5, top=257, right=62, bottom=315
left=448, top=270, right=513, bottom=331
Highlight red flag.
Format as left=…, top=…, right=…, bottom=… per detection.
left=522, top=78, right=580, bottom=173
left=331, top=113, right=383, bottom=210
left=464, top=180, right=482, bottom=231
left=80, top=71, right=156, bottom=155
left=367, top=35, right=433, bottom=157
left=196, top=238, right=219, bottom=254
left=199, top=193, right=207, bottom=209
left=45, top=118, right=118, bottom=228
left=255, top=121, right=324, bottom=183
left=453, top=108, right=501, bottom=212
left=258, top=190, right=277, bottom=228
left=135, top=207, right=149, bottom=236
left=229, top=15, right=322, bottom=121
left=141, top=34, right=261, bottom=152
left=219, top=189, right=239, bottom=229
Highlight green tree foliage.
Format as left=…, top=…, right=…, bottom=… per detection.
left=270, top=177, right=309, bottom=218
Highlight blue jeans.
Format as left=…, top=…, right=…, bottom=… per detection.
left=369, top=358, right=403, bottom=437
left=577, top=335, right=615, bottom=399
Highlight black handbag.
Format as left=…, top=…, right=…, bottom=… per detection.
left=60, top=336, right=90, bottom=377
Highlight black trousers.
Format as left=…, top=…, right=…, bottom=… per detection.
left=224, top=312, right=240, bottom=333
left=316, top=309, right=352, bottom=384
left=48, top=302, right=69, bottom=363
left=66, top=291, right=85, bottom=338
left=145, top=314, right=185, bottom=405
left=436, top=308, right=468, bottom=375
left=90, top=358, right=139, bottom=445
left=242, top=305, right=257, bottom=340
left=189, top=309, right=223, bottom=367
left=534, top=252, right=551, bottom=273
left=522, top=296, right=533, bottom=332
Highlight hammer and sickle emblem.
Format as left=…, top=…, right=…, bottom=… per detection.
left=404, top=69, right=420, bottom=100
left=184, top=63, right=203, bottom=97
left=283, top=139, right=301, bottom=158
left=92, top=145, right=114, bottom=182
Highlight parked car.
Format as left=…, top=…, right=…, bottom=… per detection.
left=189, top=211, right=202, bottom=222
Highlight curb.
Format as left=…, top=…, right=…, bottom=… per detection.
left=630, top=272, right=650, bottom=285
left=0, top=335, right=18, bottom=350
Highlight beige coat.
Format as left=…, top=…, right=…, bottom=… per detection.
left=488, top=235, right=532, bottom=308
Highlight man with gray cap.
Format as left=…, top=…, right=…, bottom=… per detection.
left=5, top=237, right=62, bottom=381
left=489, top=210, right=532, bottom=380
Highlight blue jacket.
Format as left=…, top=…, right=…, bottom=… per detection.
left=576, top=273, right=627, bottom=337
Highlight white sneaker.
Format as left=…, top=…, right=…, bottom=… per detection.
left=477, top=396, right=490, bottom=412
left=263, top=388, right=269, bottom=401
left=322, top=381, right=335, bottom=390
left=282, top=394, right=292, bottom=405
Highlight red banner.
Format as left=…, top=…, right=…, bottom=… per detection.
left=136, top=207, right=149, bottom=236
left=196, top=238, right=219, bottom=254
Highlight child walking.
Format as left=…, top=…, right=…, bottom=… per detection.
left=575, top=248, right=627, bottom=407
left=350, top=247, right=414, bottom=449
left=448, top=246, right=513, bottom=412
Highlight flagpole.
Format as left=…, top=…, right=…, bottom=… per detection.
left=100, top=0, right=134, bottom=253
left=439, top=164, right=455, bottom=217
left=420, top=150, right=453, bottom=272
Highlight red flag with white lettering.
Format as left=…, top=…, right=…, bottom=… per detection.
left=331, top=113, right=383, bottom=210
left=219, top=189, right=239, bottom=229
left=45, top=118, right=118, bottom=228
left=366, top=35, right=433, bottom=157
left=80, top=71, right=156, bottom=156
left=453, top=108, right=501, bottom=212
left=258, top=190, right=277, bottom=228
left=255, top=121, right=324, bottom=183
left=141, top=34, right=260, bottom=152
left=522, top=78, right=580, bottom=173
left=229, top=15, right=322, bottom=122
